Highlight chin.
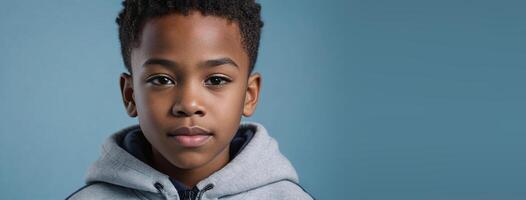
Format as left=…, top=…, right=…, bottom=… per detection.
left=167, top=151, right=211, bottom=169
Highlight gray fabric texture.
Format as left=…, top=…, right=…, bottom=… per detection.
left=67, top=122, right=313, bottom=200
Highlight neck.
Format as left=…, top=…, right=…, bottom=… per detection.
left=150, top=146, right=230, bottom=188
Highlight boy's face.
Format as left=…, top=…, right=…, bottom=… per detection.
left=119, top=12, right=260, bottom=170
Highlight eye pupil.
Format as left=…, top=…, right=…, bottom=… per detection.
left=148, top=76, right=173, bottom=86
left=159, top=77, right=169, bottom=84
left=204, top=76, right=230, bottom=87
left=211, top=77, right=221, bottom=85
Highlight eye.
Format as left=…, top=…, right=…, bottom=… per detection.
left=146, top=75, right=175, bottom=86
left=205, top=75, right=231, bottom=87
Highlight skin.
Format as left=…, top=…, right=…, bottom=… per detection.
left=119, top=11, right=261, bottom=188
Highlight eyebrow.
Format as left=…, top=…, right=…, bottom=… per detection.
left=142, top=57, right=239, bottom=69
left=203, top=57, right=239, bottom=68
left=143, top=58, right=177, bottom=68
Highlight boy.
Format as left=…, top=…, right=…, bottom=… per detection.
left=67, top=0, right=313, bottom=199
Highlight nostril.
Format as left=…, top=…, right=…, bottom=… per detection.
left=172, top=106, right=205, bottom=117
left=176, top=111, right=188, bottom=117
left=195, top=110, right=204, bottom=116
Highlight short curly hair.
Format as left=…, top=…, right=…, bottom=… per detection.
left=116, top=0, right=264, bottom=73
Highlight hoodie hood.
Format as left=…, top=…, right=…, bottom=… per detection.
left=85, top=122, right=300, bottom=199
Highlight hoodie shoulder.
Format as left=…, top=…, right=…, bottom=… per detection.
left=240, top=180, right=314, bottom=200
left=67, top=182, right=140, bottom=200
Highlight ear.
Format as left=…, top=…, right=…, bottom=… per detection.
left=243, top=73, right=261, bottom=117
left=120, top=73, right=137, bottom=117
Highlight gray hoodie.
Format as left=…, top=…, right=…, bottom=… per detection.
left=67, top=122, right=314, bottom=200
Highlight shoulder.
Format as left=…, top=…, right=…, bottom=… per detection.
left=66, top=182, right=141, bottom=200
left=241, top=180, right=315, bottom=200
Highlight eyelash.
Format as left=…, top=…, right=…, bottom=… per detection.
left=145, top=75, right=232, bottom=87
left=146, top=75, right=174, bottom=86
left=204, top=75, right=232, bottom=87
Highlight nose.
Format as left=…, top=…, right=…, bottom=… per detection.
left=171, top=83, right=206, bottom=118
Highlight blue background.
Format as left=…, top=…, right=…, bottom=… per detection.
left=1, top=0, right=525, bottom=199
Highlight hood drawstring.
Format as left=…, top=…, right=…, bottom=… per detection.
left=196, top=183, right=214, bottom=200
left=156, top=182, right=214, bottom=200
left=154, top=182, right=169, bottom=200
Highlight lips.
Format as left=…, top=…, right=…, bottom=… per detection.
left=167, top=126, right=212, bottom=148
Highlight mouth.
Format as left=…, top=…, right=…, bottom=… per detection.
left=167, top=126, right=213, bottom=148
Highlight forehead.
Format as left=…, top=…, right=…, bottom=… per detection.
left=131, top=11, right=249, bottom=72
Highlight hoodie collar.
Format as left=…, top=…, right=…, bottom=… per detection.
left=85, top=122, right=299, bottom=199
left=195, top=123, right=299, bottom=198
left=120, top=122, right=256, bottom=198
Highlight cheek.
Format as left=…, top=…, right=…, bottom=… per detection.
left=207, top=86, right=245, bottom=119
left=204, top=87, right=245, bottom=149
left=135, top=87, right=172, bottom=128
